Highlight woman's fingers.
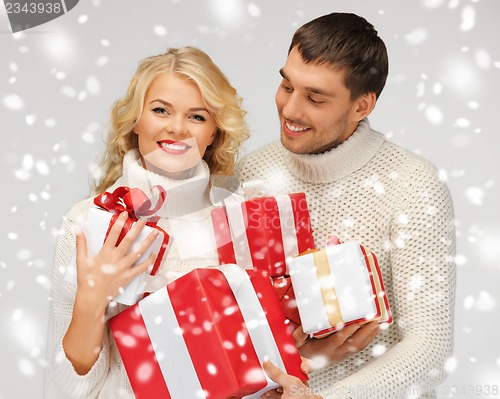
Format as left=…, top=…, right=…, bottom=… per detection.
left=103, top=213, right=153, bottom=260
left=75, top=229, right=88, bottom=263
left=122, top=229, right=159, bottom=267
left=115, top=218, right=147, bottom=256
left=102, top=211, right=130, bottom=250
left=124, top=252, right=157, bottom=281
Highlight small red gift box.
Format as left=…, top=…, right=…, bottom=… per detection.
left=211, top=193, right=315, bottom=277
left=108, top=264, right=307, bottom=399
left=65, top=185, right=170, bottom=305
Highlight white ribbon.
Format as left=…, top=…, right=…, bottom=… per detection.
left=220, top=264, right=286, bottom=398
left=139, top=288, right=205, bottom=399
left=288, top=254, right=332, bottom=334
left=275, top=194, right=299, bottom=270
left=241, top=179, right=270, bottom=199
left=224, top=198, right=254, bottom=269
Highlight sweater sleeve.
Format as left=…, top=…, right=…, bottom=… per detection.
left=44, top=201, right=111, bottom=399
left=322, top=164, right=456, bottom=399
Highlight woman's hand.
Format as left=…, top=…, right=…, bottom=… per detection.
left=75, top=211, right=158, bottom=309
left=63, top=211, right=158, bottom=375
left=261, top=360, right=322, bottom=399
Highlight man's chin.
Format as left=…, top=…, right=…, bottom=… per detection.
left=281, top=136, right=337, bottom=155
left=280, top=135, right=310, bottom=155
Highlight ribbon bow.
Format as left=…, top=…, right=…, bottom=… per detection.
left=94, top=185, right=167, bottom=224
left=93, top=185, right=167, bottom=248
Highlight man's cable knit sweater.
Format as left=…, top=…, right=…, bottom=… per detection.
left=44, top=150, right=220, bottom=398
left=235, top=119, right=456, bottom=399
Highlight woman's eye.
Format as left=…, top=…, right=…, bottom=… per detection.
left=192, top=114, right=206, bottom=122
left=282, top=84, right=293, bottom=93
left=153, top=107, right=168, bottom=115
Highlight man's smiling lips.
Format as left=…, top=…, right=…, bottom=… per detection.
left=283, top=120, right=311, bottom=138
left=157, top=139, right=192, bottom=155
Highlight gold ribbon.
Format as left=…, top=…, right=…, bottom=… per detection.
left=313, top=250, right=344, bottom=327
left=364, top=250, right=389, bottom=323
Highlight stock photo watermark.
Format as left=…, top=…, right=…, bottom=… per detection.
left=3, top=0, right=79, bottom=33
left=289, top=384, right=499, bottom=397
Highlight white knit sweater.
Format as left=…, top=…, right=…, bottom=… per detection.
left=44, top=150, right=220, bottom=398
left=235, top=119, right=456, bottom=399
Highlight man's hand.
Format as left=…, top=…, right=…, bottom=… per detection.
left=261, top=361, right=322, bottom=399
left=296, top=322, right=382, bottom=370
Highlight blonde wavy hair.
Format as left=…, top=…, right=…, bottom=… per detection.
left=93, top=47, right=249, bottom=194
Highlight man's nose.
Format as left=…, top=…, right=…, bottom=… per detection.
left=281, top=92, right=303, bottom=121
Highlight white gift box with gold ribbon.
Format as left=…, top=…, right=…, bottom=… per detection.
left=287, top=241, right=391, bottom=337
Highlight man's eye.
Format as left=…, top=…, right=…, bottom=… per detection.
left=308, top=97, right=324, bottom=105
left=282, top=84, right=293, bottom=93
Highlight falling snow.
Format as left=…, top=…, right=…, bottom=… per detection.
left=2, top=1, right=499, bottom=398
left=3, top=94, right=24, bottom=110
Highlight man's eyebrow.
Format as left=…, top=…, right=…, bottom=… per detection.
left=279, top=68, right=334, bottom=97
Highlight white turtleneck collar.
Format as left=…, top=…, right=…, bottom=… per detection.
left=285, top=119, right=386, bottom=184
left=112, top=149, right=212, bottom=220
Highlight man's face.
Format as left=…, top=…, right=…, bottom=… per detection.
left=276, top=47, right=363, bottom=155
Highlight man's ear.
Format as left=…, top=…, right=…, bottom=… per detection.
left=353, top=92, right=377, bottom=122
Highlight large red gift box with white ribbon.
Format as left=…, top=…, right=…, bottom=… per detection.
left=211, top=193, right=315, bottom=277
left=108, top=264, right=307, bottom=399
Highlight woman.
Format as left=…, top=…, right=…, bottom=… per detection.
left=45, top=47, right=249, bottom=398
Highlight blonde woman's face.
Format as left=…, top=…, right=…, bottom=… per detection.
left=134, top=73, right=217, bottom=174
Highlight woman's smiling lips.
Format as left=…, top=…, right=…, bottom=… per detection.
left=283, top=120, right=311, bottom=138
left=157, top=139, right=192, bottom=155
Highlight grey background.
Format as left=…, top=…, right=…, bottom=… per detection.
left=1, top=0, right=499, bottom=398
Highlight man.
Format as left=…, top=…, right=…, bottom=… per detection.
left=236, top=13, right=456, bottom=399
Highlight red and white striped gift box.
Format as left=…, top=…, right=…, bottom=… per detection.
left=211, top=193, right=315, bottom=277
left=109, top=264, right=307, bottom=399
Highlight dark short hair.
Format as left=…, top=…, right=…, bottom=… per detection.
left=289, top=12, right=389, bottom=99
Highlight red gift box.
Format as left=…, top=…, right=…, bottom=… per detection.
left=211, top=193, right=315, bottom=277
left=272, top=276, right=301, bottom=332
left=108, top=264, right=307, bottom=399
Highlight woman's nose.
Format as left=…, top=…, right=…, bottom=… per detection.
left=166, top=117, right=187, bottom=136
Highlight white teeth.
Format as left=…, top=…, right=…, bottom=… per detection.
left=286, top=122, right=308, bottom=132
left=160, top=142, right=188, bottom=150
